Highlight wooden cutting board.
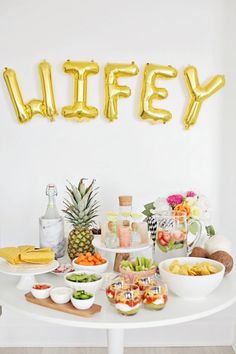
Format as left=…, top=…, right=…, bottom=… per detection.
left=25, top=292, right=102, bottom=318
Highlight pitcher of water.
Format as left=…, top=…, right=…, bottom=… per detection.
left=155, top=211, right=201, bottom=262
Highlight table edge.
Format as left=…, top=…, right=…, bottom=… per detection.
left=1, top=295, right=236, bottom=329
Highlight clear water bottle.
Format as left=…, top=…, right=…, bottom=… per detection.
left=39, top=184, right=66, bottom=259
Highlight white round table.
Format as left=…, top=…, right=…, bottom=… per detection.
left=0, top=272, right=236, bottom=354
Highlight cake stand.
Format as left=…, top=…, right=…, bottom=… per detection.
left=93, top=236, right=152, bottom=271
left=0, top=258, right=59, bottom=290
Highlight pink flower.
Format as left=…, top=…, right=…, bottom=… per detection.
left=167, top=194, right=183, bottom=206
left=186, top=191, right=196, bottom=197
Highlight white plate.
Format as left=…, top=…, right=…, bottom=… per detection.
left=92, top=236, right=152, bottom=254
left=0, top=258, right=59, bottom=276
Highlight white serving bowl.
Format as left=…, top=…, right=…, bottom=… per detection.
left=64, top=270, right=103, bottom=293
left=50, top=287, right=73, bottom=304
left=72, top=258, right=108, bottom=274
left=31, top=283, right=53, bottom=299
left=71, top=293, right=95, bottom=310
left=159, top=257, right=225, bottom=299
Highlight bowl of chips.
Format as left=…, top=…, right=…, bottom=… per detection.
left=159, top=257, right=225, bottom=299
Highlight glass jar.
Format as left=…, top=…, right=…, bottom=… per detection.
left=143, top=280, right=168, bottom=310
left=130, top=213, right=142, bottom=246
left=104, top=212, right=119, bottom=248
left=115, top=284, right=141, bottom=316
left=137, top=221, right=149, bottom=244
left=106, top=275, right=126, bottom=304
left=134, top=275, right=158, bottom=297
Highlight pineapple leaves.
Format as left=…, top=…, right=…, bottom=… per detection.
left=63, top=179, right=99, bottom=229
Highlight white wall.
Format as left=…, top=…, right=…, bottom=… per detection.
left=0, top=0, right=236, bottom=347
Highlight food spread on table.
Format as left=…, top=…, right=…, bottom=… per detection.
left=0, top=188, right=234, bottom=318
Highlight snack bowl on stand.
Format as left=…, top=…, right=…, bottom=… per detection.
left=159, top=257, right=225, bottom=299
left=72, top=253, right=108, bottom=274
left=64, top=270, right=103, bottom=293
left=71, top=290, right=95, bottom=310
left=119, top=257, right=157, bottom=283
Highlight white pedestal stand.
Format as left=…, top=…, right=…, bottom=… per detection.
left=0, top=259, right=59, bottom=291
left=16, top=275, right=37, bottom=290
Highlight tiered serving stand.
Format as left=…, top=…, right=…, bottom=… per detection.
left=92, top=235, right=153, bottom=271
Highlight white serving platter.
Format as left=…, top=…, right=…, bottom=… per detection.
left=0, top=258, right=59, bottom=290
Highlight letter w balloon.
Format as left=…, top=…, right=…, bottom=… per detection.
left=3, top=61, right=57, bottom=123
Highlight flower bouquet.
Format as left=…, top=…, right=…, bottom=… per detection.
left=143, top=191, right=210, bottom=246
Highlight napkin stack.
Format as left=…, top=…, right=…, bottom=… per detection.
left=0, top=245, right=55, bottom=265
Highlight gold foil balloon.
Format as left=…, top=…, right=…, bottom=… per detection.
left=104, top=62, right=139, bottom=121
left=62, top=60, right=99, bottom=121
left=139, top=63, right=178, bottom=124
left=183, top=66, right=225, bottom=130
left=38, top=61, right=58, bottom=119
left=3, top=61, right=57, bottom=123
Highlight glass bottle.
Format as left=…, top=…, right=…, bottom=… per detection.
left=44, top=185, right=60, bottom=219
left=39, top=184, right=65, bottom=258
left=104, top=212, right=119, bottom=249
left=131, top=213, right=142, bottom=246
left=117, top=196, right=132, bottom=247
left=118, top=196, right=132, bottom=226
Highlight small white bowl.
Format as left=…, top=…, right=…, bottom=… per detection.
left=50, top=287, right=73, bottom=304
left=64, top=270, right=103, bottom=293
left=72, top=258, right=108, bottom=274
left=71, top=293, right=95, bottom=310
left=31, top=283, right=53, bottom=299
left=159, top=257, right=225, bottom=299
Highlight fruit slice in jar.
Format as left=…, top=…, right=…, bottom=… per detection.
left=143, top=285, right=168, bottom=310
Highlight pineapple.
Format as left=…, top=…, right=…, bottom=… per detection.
left=63, top=179, right=99, bottom=260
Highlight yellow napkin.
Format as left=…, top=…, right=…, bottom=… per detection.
left=20, top=248, right=54, bottom=264
left=0, top=246, right=54, bottom=265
